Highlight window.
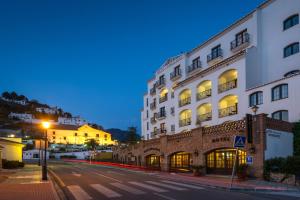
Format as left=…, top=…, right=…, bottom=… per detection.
left=96, top=134, right=99, bottom=137
left=249, top=91, right=263, bottom=107
left=284, top=42, right=299, bottom=58
left=192, top=57, right=200, bottom=67
left=171, top=124, right=175, bottom=132
left=272, top=84, right=288, bottom=101
left=64, top=137, right=66, bottom=140
left=146, top=98, right=148, bottom=107
left=284, top=70, right=300, bottom=78
left=74, top=132, right=77, bottom=136
left=84, top=133, right=88, bottom=137
left=174, top=65, right=180, bottom=75
left=146, top=110, right=149, bottom=118
left=272, top=110, right=289, bottom=121
left=159, top=75, right=165, bottom=85
left=160, top=107, right=166, bottom=117
left=235, top=29, right=247, bottom=44
left=52, top=136, right=56, bottom=139
left=52, top=131, right=55, bottom=135
left=212, top=45, right=221, bottom=58
left=147, top=122, right=149, bottom=130
left=284, top=14, right=299, bottom=30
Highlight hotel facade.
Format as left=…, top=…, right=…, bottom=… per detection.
left=114, top=0, right=299, bottom=177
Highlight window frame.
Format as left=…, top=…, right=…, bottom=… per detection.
left=283, top=14, right=299, bottom=31
left=249, top=91, right=263, bottom=107
left=284, top=42, right=299, bottom=58
left=272, top=84, right=288, bottom=101
left=272, top=110, right=289, bottom=121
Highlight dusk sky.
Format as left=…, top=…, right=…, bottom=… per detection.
left=0, top=0, right=264, bottom=132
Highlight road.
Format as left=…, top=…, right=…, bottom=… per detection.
left=49, top=161, right=299, bottom=200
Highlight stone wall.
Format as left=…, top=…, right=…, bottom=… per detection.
left=113, top=114, right=294, bottom=178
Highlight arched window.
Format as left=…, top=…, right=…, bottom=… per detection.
left=218, top=69, right=238, bottom=93
left=218, top=95, right=238, bottom=118
left=178, top=89, right=191, bottom=107
left=179, top=109, right=192, bottom=127
left=249, top=91, right=263, bottom=107
left=159, top=88, right=168, bottom=103
left=284, top=70, right=300, bottom=78
left=272, top=110, right=289, bottom=122
left=197, top=80, right=212, bottom=100
left=284, top=42, right=299, bottom=58
left=272, top=84, right=288, bottom=101
left=283, top=14, right=299, bottom=30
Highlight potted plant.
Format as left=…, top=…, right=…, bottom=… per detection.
left=191, top=165, right=205, bottom=176
left=237, top=164, right=248, bottom=181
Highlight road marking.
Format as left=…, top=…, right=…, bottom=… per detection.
left=67, top=185, right=92, bottom=200
left=110, top=182, right=146, bottom=195
left=90, top=184, right=122, bottom=198
left=108, top=171, right=125, bottom=176
left=94, top=172, right=122, bottom=183
left=146, top=181, right=187, bottom=191
left=129, top=182, right=168, bottom=193
left=161, top=180, right=204, bottom=190
left=153, top=193, right=177, bottom=200
left=48, top=169, right=66, bottom=187
left=72, top=172, right=82, bottom=177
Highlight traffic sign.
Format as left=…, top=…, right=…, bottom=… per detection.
left=246, top=156, right=253, bottom=165
left=233, top=136, right=246, bottom=148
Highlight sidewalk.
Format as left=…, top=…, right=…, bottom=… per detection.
left=0, top=164, right=59, bottom=200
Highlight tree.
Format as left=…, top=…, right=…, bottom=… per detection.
left=85, top=139, right=99, bottom=150
left=10, top=92, right=18, bottom=100
left=2, top=92, right=10, bottom=99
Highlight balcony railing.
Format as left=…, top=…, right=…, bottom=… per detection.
left=178, top=97, right=191, bottom=107
left=218, top=104, right=238, bottom=118
left=197, top=112, right=212, bottom=124
left=230, top=32, right=250, bottom=51
left=179, top=118, right=192, bottom=127
left=158, top=128, right=167, bottom=135
left=196, top=89, right=212, bottom=101
left=150, top=102, right=156, bottom=110
left=150, top=116, right=156, bottom=124
left=157, top=111, right=166, bottom=119
left=156, top=78, right=166, bottom=89
left=159, top=95, right=168, bottom=103
left=170, top=69, right=182, bottom=80
left=186, top=61, right=202, bottom=74
left=207, top=49, right=223, bottom=63
left=218, top=79, right=237, bottom=93
left=150, top=87, right=156, bottom=95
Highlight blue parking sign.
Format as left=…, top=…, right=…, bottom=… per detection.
left=246, top=156, right=253, bottom=165
left=233, top=136, right=246, bottom=148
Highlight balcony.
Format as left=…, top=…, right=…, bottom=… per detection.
left=218, top=79, right=237, bottom=93
left=150, top=87, right=156, bottom=95
left=197, top=89, right=211, bottom=101
left=197, top=112, right=212, bottom=124
left=157, top=128, right=167, bottom=135
left=178, top=97, right=191, bottom=107
left=157, top=111, right=166, bottom=120
left=179, top=118, right=191, bottom=127
left=150, top=116, right=157, bottom=124
left=150, top=102, right=156, bottom=110
left=156, top=78, right=166, bottom=89
left=170, top=69, right=182, bottom=81
left=186, top=61, right=202, bottom=75
left=218, top=104, right=238, bottom=118
left=230, top=32, right=250, bottom=52
left=207, top=49, right=223, bottom=65
left=159, top=95, right=168, bottom=103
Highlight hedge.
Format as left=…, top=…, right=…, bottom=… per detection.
left=60, top=155, right=77, bottom=159
left=2, top=159, right=25, bottom=169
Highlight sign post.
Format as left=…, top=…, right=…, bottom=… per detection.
left=230, top=135, right=246, bottom=190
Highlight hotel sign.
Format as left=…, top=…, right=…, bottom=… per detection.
left=211, top=137, right=230, bottom=143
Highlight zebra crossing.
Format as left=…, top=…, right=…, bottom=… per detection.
left=67, top=180, right=204, bottom=200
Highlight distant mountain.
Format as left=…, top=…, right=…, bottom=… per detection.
left=106, top=128, right=141, bottom=142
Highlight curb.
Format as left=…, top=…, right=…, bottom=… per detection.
left=48, top=169, right=68, bottom=200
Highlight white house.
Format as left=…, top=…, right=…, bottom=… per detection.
left=58, top=116, right=87, bottom=126
left=36, top=107, right=58, bottom=115
left=141, top=0, right=300, bottom=140
left=1, top=97, right=27, bottom=106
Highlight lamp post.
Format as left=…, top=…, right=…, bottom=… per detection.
left=251, top=105, right=259, bottom=115
left=42, top=121, right=50, bottom=181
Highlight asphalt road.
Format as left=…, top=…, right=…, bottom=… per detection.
left=48, top=161, right=299, bottom=200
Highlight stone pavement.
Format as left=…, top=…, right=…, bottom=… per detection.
left=0, top=164, right=59, bottom=200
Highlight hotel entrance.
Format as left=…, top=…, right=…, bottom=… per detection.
left=206, top=148, right=246, bottom=175
left=170, top=152, right=191, bottom=172
left=145, top=154, right=160, bottom=170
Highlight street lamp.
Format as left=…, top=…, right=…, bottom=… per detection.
left=251, top=105, right=259, bottom=115
left=42, top=121, right=50, bottom=181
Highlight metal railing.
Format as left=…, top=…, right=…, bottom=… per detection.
left=218, top=104, right=238, bottom=118
left=159, top=95, right=168, bottom=103
left=179, top=118, right=191, bottom=127
left=157, top=111, right=166, bottom=119
left=156, top=78, right=166, bottom=88
left=150, top=116, right=156, bottom=124
left=218, top=79, right=237, bottom=93
left=150, top=87, right=156, bottom=95
left=196, top=89, right=212, bottom=101
left=230, top=32, right=250, bottom=50
left=178, top=97, right=191, bottom=107
left=197, top=112, right=212, bottom=123
left=186, top=61, right=202, bottom=74
left=150, top=102, right=156, bottom=110
left=207, top=49, right=223, bottom=63
left=170, top=69, right=182, bottom=80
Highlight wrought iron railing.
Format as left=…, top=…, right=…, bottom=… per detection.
left=178, top=97, right=191, bottom=107
left=170, top=69, right=182, bottom=80
left=186, top=61, right=202, bottom=74
left=179, top=118, right=192, bottom=127
left=159, top=95, right=168, bottom=103
left=196, top=89, right=212, bottom=101
left=218, top=79, right=237, bottom=93
left=150, top=102, right=156, bottom=110
left=218, top=104, right=238, bottom=118
left=157, top=111, right=166, bottom=119
left=207, top=49, right=223, bottom=63
left=197, top=112, right=212, bottom=123
left=156, top=78, right=166, bottom=88
left=230, top=32, right=250, bottom=50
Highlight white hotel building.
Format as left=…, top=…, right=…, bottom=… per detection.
left=141, top=0, right=300, bottom=140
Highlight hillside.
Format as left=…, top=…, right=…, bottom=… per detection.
left=106, top=128, right=141, bottom=142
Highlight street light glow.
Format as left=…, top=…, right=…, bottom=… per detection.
left=42, top=121, right=51, bottom=129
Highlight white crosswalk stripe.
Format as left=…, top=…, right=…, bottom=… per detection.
left=91, top=184, right=122, bottom=198
left=67, top=185, right=92, bottom=200
left=110, top=182, right=146, bottom=195
left=129, top=181, right=168, bottom=193
left=146, top=181, right=187, bottom=191
left=162, top=180, right=204, bottom=190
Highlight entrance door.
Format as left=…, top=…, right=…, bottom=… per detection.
left=170, top=152, right=191, bottom=172
left=206, top=149, right=246, bottom=175
left=145, top=155, right=160, bottom=170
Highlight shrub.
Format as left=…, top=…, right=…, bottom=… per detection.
left=60, top=155, right=77, bottom=159
left=2, top=159, right=25, bottom=169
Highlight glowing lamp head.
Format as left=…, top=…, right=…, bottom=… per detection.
left=42, top=121, right=51, bottom=129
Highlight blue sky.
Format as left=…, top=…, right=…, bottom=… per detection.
left=0, top=0, right=264, bottom=132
